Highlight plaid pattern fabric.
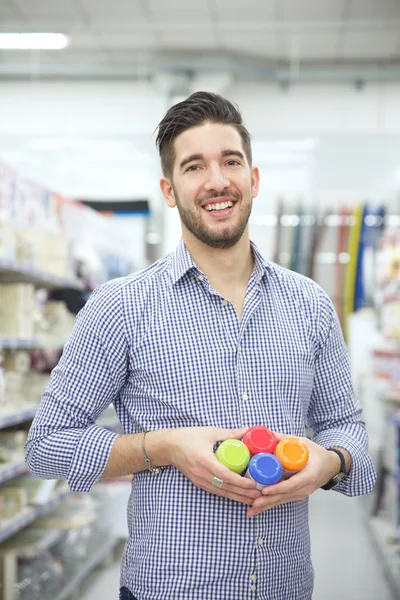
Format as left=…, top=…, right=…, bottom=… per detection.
left=26, top=240, right=376, bottom=600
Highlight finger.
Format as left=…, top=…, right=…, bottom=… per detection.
left=214, top=427, right=248, bottom=442
left=200, top=476, right=262, bottom=500
left=261, top=469, right=311, bottom=496
left=201, top=482, right=256, bottom=505
left=271, top=431, right=291, bottom=442
left=247, top=493, right=307, bottom=517
left=210, top=462, right=258, bottom=491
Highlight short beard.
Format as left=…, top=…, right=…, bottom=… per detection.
left=175, top=191, right=252, bottom=250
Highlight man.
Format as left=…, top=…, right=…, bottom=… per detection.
left=26, top=92, right=376, bottom=600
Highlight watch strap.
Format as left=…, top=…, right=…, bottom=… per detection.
left=321, top=447, right=347, bottom=490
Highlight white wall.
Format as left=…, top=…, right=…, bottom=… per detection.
left=0, top=79, right=400, bottom=256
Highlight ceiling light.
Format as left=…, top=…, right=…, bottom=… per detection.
left=0, top=33, right=69, bottom=50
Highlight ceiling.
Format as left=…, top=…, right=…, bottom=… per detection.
left=0, top=0, right=400, bottom=82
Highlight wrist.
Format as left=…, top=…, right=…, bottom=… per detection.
left=326, top=448, right=341, bottom=478
left=144, top=429, right=174, bottom=468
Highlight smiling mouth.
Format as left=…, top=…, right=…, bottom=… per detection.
left=203, top=200, right=234, bottom=212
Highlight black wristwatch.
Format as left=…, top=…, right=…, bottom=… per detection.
left=321, top=447, right=347, bottom=490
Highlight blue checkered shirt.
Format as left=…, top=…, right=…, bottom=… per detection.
left=26, top=240, right=376, bottom=600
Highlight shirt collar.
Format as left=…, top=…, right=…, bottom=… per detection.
left=169, top=238, right=270, bottom=286
left=170, top=239, right=199, bottom=285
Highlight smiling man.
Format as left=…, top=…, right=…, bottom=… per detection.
left=26, top=92, right=376, bottom=600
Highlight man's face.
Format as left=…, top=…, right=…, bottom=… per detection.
left=162, top=122, right=259, bottom=249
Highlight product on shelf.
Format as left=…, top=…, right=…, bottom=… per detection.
left=0, top=430, right=27, bottom=463
left=376, top=229, right=400, bottom=340
left=0, top=283, right=36, bottom=339
left=35, top=301, right=76, bottom=348
left=15, top=228, right=75, bottom=279
left=0, top=486, right=28, bottom=519
left=0, top=225, right=16, bottom=261
left=0, top=475, right=59, bottom=507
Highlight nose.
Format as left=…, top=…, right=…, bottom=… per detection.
left=204, top=164, right=230, bottom=193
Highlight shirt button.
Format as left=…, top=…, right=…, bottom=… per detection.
left=198, top=275, right=204, bottom=281
left=257, top=538, right=264, bottom=546
left=222, top=299, right=228, bottom=306
left=250, top=585, right=257, bottom=591
left=238, top=346, right=242, bottom=352
left=250, top=574, right=257, bottom=581
left=242, top=393, right=248, bottom=401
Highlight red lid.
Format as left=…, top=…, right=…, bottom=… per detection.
left=242, top=426, right=277, bottom=456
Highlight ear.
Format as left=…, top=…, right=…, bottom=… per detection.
left=251, top=166, right=260, bottom=199
left=160, top=177, right=176, bottom=208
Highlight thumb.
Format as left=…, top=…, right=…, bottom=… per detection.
left=216, top=427, right=248, bottom=441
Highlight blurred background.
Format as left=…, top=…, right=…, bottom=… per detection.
left=0, top=1, right=399, bottom=599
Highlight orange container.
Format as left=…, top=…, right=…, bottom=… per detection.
left=274, top=437, right=309, bottom=478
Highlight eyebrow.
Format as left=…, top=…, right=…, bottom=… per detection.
left=179, top=150, right=245, bottom=170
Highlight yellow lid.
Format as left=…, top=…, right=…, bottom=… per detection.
left=215, top=440, right=250, bottom=474
left=274, top=438, right=309, bottom=472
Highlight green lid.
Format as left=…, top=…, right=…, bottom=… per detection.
left=215, top=440, right=250, bottom=473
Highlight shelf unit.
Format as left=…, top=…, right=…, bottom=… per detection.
left=0, top=337, right=67, bottom=351
left=367, top=517, right=400, bottom=599
left=0, top=527, right=118, bottom=600
left=0, top=259, right=83, bottom=290
left=0, top=251, right=121, bottom=600
left=0, top=338, right=39, bottom=350
left=55, top=537, right=118, bottom=600
left=0, top=460, right=27, bottom=485
left=0, top=407, right=37, bottom=429
left=0, top=488, right=71, bottom=545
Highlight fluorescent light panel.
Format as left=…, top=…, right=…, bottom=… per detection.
left=0, top=33, right=69, bottom=50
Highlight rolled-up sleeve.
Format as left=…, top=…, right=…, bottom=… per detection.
left=307, top=293, right=376, bottom=496
left=25, top=280, right=128, bottom=492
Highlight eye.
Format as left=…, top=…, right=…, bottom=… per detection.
left=226, top=159, right=240, bottom=166
left=185, top=165, right=200, bottom=172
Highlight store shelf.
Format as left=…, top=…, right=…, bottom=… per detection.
left=0, top=336, right=67, bottom=351
left=54, top=536, right=118, bottom=600
left=0, top=337, right=39, bottom=350
left=0, top=526, right=65, bottom=558
left=367, top=516, right=400, bottom=599
left=0, top=489, right=70, bottom=544
left=0, top=407, right=37, bottom=430
left=0, top=259, right=83, bottom=290
left=0, top=459, right=27, bottom=485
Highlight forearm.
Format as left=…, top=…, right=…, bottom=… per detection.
left=102, top=429, right=173, bottom=479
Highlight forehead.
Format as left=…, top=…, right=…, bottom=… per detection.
left=173, top=122, right=244, bottom=161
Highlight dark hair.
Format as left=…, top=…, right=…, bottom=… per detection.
left=155, top=91, right=252, bottom=179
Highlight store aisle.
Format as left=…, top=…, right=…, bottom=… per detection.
left=81, top=490, right=395, bottom=600
left=310, top=489, right=395, bottom=600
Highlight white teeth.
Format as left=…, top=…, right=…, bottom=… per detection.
left=204, top=200, right=234, bottom=211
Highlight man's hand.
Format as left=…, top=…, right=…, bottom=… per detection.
left=246, top=433, right=346, bottom=517
left=160, top=427, right=261, bottom=505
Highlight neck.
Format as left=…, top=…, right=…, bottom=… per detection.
left=182, top=228, right=253, bottom=288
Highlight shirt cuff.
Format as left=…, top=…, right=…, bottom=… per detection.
left=67, top=424, right=120, bottom=492
left=313, top=430, right=376, bottom=496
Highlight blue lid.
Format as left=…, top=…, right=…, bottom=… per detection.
left=248, top=453, right=282, bottom=485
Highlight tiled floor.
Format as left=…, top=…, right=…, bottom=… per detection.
left=81, top=489, right=396, bottom=600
